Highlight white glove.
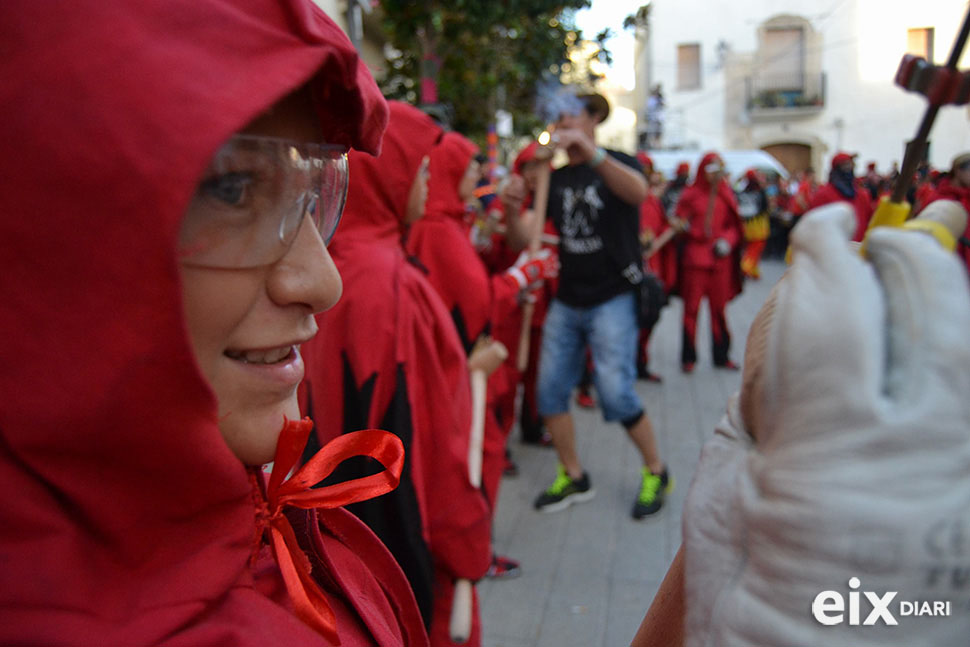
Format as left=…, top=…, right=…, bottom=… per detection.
left=713, top=237, right=731, bottom=257
left=684, top=203, right=970, bottom=646
left=506, top=247, right=558, bottom=290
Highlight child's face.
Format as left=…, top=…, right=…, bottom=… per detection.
left=179, top=88, right=342, bottom=465
left=459, top=158, right=480, bottom=203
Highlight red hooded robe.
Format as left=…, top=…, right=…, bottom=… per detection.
left=480, top=142, right=558, bottom=442
left=405, top=133, right=522, bottom=512
left=675, top=152, right=744, bottom=366
left=302, top=104, right=492, bottom=647
left=809, top=173, right=874, bottom=242
left=0, top=1, right=426, bottom=645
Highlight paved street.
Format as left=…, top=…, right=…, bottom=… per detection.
left=478, top=258, right=786, bottom=647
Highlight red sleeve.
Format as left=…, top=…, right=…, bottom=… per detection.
left=407, top=217, right=519, bottom=349
left=808, top=184, right=839, bottom=210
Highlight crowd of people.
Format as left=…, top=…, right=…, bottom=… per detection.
left=4, top=1, right=970, bottom=646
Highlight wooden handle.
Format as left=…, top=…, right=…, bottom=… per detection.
left=644, top=227, right=678, bottom=260
left=449, top=578, right=474, bottom=643
left=516, top=161, right=552, bottom=371
left=630, top=545, right=685, bottom=647
left=468, top=369, right=487, bottom=488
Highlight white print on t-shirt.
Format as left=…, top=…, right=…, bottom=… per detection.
left=560, top=185, right=604, bottom=254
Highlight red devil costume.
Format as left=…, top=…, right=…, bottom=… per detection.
left=0, top=1, right=429, bottom=645
left=479, top=142, right=559, bottom=444
left=809, top=152, right=873, bottom=241
left=637, top=152, right=676, bottom=380
left=737, top=169, right=770, bottom=279
left=405, top=132, right=530, bottom=516
left=302, top=104, right=491, bottom=647
left=675, top=152, right=744, bottom=370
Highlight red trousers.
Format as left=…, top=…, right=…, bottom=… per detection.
left=681, top=266, right=733, bottom=366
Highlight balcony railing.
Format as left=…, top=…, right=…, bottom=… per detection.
left=745, top=72, right=826, bottom=116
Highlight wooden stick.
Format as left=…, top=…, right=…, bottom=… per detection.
left=515, top=155, right=552, bottom=372
left=629, top=545, right=686, bottom=647
left=644, top=227, right=678, bottom=260
left=449, top=341, right=508, bottom=644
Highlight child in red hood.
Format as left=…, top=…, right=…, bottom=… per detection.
left=491, top=142, right=559, bottom=446
left=637, top=152, right=676, bottom=381
left=405, top=132, right=557, bottom=589
left=302, top=105, right=494, bottom=647
left=0, top=1, right=427, bottom=645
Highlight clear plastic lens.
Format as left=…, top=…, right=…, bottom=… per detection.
left=179, top=135, right=348, bottom=268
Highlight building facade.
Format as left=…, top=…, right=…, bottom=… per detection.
left=634, top=0, right=970, bottom=174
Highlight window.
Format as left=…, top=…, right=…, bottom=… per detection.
left=763, top=27, right=804, bottom=90
left=907, top=27, right=934, bottom=61
left=677, top=43, right=701, bottom=90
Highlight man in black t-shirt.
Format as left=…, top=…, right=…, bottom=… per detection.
left=533, top=93, right=672, bottom=520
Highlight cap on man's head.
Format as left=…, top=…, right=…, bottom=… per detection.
left=676, top=162, right=690, bottom=176
left=578, top=93, right=610, bottom=123
left=951, top=152, right=970, bottom=172
left=831, top=152, right=857, bottom=168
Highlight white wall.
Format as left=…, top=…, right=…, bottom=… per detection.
left=643, top=0, right=970, bottom=172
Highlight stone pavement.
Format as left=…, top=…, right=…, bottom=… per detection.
left=478, top=258, right=786, bottom=647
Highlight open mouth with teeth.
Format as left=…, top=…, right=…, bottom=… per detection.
left=224, top=346, right=296, bottom=365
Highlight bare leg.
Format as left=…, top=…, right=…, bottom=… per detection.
left=627, top=413, right=663, bottom=474
left=545, top=412, right=582, bottom=479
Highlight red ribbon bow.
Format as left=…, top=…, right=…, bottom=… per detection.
left=255, top=418, right=404, bottom=644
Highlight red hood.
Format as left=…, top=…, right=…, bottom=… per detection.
left=425, top=131, right=478, bottom=223
left=333, top=101, right=443, bottom=248
left=513, top=141, right=540, bottom=175
left=690, top=151, right=736, bottom=204
left=0, top=0, right=386, bottom=644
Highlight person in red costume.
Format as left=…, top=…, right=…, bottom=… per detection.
left=0, top=1, right=430, bottom=646
left=789, top=166, right=819, bottom=225
left=300, top=104, right=493, bottom=647
left=921, top=151, right=970, bottom=275
left=405, top=132, right=557, bottom=581
left=636, top=152, right=676, bottom=382
left=737, top=169, right=771, bottom=280
left=492, top=142, right=559, bottom=446
left=675, top=152, right=744, bottom=373
left=809, top=151, right=873, bottom=241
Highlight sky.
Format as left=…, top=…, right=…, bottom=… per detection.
left=574, top=0, right=637, bottom=90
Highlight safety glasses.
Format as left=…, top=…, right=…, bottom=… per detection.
left=178, top=134, right=348, bottom=268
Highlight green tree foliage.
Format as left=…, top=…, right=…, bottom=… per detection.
left=378, top=0, right=610, bottom=140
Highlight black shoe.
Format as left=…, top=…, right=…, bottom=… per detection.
left=534, top=465, right=595, bottom=513
left=637, top=364, right=663, bottom=383
left=632, top=466, right=673, bottom=520
left=503, top=451, right=519, bottom=477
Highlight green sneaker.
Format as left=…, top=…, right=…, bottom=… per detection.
left=632, top=466, right=673, bottom=520
left=533, top=465, right=595, bottom=513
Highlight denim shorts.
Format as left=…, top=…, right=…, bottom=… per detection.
left=537, top=291, right=644, bottom=423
